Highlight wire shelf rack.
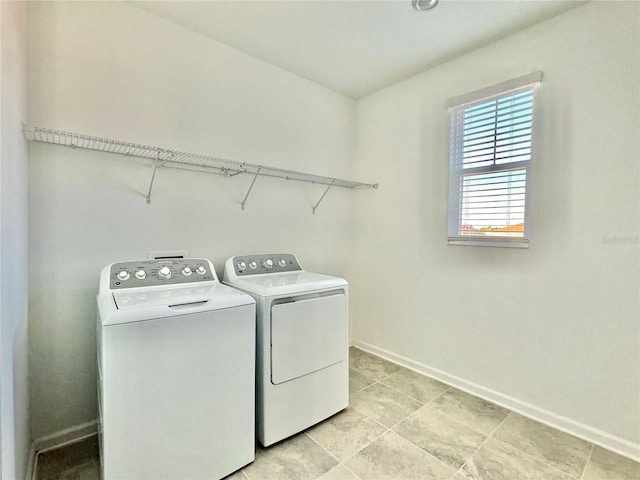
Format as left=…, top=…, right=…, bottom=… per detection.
left=23, top=124, right=378, bottom=212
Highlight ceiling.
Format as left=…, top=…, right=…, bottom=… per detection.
left=133, top=0, right=585, bottom=99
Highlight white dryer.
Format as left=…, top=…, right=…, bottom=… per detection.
left=97, top=258, right=256, bottom=479
left=223, top=253, right=349, bottom=446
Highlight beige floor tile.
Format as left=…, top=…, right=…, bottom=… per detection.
left=243, top=433, right=337, bottom=480
left=462, top=437, right=575, bottom=480
left=307, top=407, right=386, bottom=461
left=318, top=464, right=361, bottom=480
left=493, top=413, right=591, bottom=477
left=224, top=468, right=249, bottom=479
left=394, top=406, right=486, bottom=469
left=36, top=436, right=99, bottom=480
left=349, top=349, right=402, bottom=381
left=350, top=383, right=422, bottom=427
left=349, top=346, right=366, bottom=358
left=430, top=389, right=510, bottom=435
left=349, top=369, right=375, bottom=395
left=56, top=460, right=100, bottom=480
left=451, top=474, right=470, bottom=480
left=382, top=368, right=450, bottom=403
left=345, top=431, right=456, bottom=480
left=583, top=446, right=640, bottom=480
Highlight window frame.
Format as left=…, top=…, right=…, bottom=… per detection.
left=446, top=72, right=542, bottom=248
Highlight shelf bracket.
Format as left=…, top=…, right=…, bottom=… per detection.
left=312, top=179, right=335, bottom=214
left=241, top=167, right=261, bottom=210
left=146, top=150, right=161, bottom=205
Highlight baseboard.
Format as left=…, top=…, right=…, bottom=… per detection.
left=25, top=444, right=36, bottom=480
left=32, top=420, right=98, bottom=455
left=350, top=339, right=640, bottom=463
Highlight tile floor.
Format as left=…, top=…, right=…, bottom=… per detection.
left=36, top=347, right=640, bottom=480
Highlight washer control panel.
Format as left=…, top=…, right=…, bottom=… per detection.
left=110, top=258, right=215, bottom=289
left=233, top=253, right=301, bottom=276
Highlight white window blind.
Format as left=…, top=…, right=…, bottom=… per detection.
left=447, top=72, right=541, bottom=248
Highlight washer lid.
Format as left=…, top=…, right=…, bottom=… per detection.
left=100, top=282, right=255, bottom=326
left=112, top=283, right=220, bottom=310
left=224, top=271, right=347, bottom=296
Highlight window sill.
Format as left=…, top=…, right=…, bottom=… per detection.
left=447, top=237, right=529, bottom=249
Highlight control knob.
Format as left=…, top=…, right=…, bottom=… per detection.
left=158, top=266, right=172, bottom=279
left=237, top=261, right=247, bottom=271
left=182, top=267, right=192, bottom=276
left=135, top=270, right=146, bottom=280
left=278, top=259, right=286, bottom=267
left=248, top=261, right=257, bottom=269
left=196, top=266, right=207, bottom=275
left=117, top=270, right=130, bottom=281
left=263, top=259, right=274, bottom=269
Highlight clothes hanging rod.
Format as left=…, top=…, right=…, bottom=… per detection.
left=22, top=124, right=379, bottom=190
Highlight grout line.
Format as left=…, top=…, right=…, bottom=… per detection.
left=313, top=428, right=389, bottom=479
left=385, top=402, right=426, bottom=432
left=421, top=403, right=491, bottom=437
left=478, top=415, right=588, bottom=480
left=454, top=406, right=513, bottom=477
left=452, top=470, right=471, bottom=480
left=349, top=377, right=381, bottom=395
left=377, top=376, right=450, bottom=406
left=486, top=414, right=591, bottom=480
left=304, top=431, right=343, bottom=466
left=387, top=429, right=460, bottom=476
left=348, top=403, right=393, bottom=432
left=331, top=404, right=393, bottom=467
left=579, top=443, right=595, bottom=480
left=487, top=435, right=584, bottom=480
left=337, top=424, right=391, bottom=466
left=301, top=431, right=363, bottom=480
left=425, top=400, right=506, bottom=438
left=385, top=404, right=483, bottom=476
left=340, top=462, right=363, bottom=480
left=300, top=402, right=383, bottom=480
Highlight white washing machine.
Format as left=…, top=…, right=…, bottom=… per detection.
left=97, top=258, right=256, bottom=479
left=223, top=253, right=348, bottom=446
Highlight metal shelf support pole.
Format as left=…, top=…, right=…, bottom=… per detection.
left=312, top=179, right=335, bottom=214
left=241, top=167, right=261, bottom=210
left=146, top=150, right=161, bottom=205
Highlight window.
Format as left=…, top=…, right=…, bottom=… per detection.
left=447, top=72, right=542, bottom=248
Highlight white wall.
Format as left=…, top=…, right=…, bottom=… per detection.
left=351, top=1, right=639, bottom=459
left=27, top=1, right=355, bottom=442
left=0, top=1, right=31, bottom=478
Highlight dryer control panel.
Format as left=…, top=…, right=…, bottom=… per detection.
left=232, top=254, right=302, bottom=276
left=109, top=258, right=216, bottom=289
